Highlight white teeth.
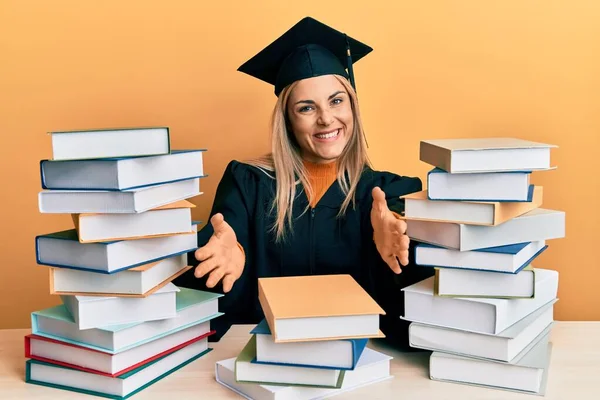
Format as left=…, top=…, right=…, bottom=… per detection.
left=315, top=129, right=339, bottom=139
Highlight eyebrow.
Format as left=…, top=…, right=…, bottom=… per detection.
left=294, top=90, right=346, bottom=105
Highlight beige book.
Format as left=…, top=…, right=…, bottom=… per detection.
left=400, top=186, right=543, bottom=226
left=49, top=254, right=192, bottom=297
left=72, top=199, right=196, bottom=243
left=420, top=138, right=557, bottom=173
left=258, top=274, right=385, bottom=343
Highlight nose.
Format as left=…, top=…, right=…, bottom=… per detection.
left=317, top=109, right=334, bottom=126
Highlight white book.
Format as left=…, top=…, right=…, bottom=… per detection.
left=73, top=200, right=195, bottom=243
left=401, top=186, right=542, bottom=226
left=39, top=177, right=201, bottom=214
left=36, top=225, right=197, bottom=273
left=49, top=253, right=189, bottom=296
left=27, top=323, right=210, bottom=375
left=409, top=299, right=556, bottom=361
left=435, top=266, right=536, bottom=298
left=251, top=320, right=366, bottom=370
left=407, top=208, right=565, bottom=251
left=216, top=347, right=392, bottom=400
left=427, top=168, right=532, bottom=201
left=50, top=127, right=170, bottom=161
left=41, top=149, right=205, bottom=190
left=402, top=268, right=558, bottom=334
left=26, top=339, right=210, bottom=398
left=235, top=336, right=344, bottom=388
left=31, top=287, right=222, bottom=353
left=415, top=240, right=547, bottom=273
left=61, top=283, right=179, bottom=330
left=429, top=332, right=553, bottom=395
left=420, top=138, right=557, bottom=173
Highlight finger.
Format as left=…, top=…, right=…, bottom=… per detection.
left=206, top=267, right=226, bottom=288
left=195, top=242, right=216, bottom=262
left=194, top=257, right=220, bottom=279
left=211, top=213, right=229, bottom=238
left=222, top=274, right=237, bottom=293
left=384, top=254, right=402, bottom=274
left=399, top=234, right=410, bottom=251
left=371, top=187, right=388, bottom=213
left=397, top=249, right=409, bottom=266
left=396, top=219, right=407, bottom=235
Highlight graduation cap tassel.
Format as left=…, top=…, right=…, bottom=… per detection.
left=344, top=34, right=356, bottom=92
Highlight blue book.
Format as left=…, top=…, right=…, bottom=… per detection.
left=415, top=240, right=548, bottom=274
left=41, top=149, right=207, bottom=191
left=35, top=221, right=200, bottom=274
left=249, top=319, right=368, bottom=370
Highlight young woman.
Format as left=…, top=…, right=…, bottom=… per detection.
left=174, top=17, right=433, bottom=348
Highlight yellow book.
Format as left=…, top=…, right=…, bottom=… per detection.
left=258, top=274, right=385, bottom=343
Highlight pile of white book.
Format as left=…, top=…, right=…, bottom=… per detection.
left=400, top=138, right=565, bottom=396
left=26, top=127, right=223, bottom=399
left=215, top=274, right=394, bottom=400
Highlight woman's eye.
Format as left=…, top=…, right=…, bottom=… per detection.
left=331, top=98, right=343, bottom=105
left=299, top=106, right=313, bottom=112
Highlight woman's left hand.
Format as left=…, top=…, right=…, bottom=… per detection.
left=370, top=186, right=409, bottom=274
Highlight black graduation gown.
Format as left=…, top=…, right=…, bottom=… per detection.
left=173, top=160, right=434, bottom=349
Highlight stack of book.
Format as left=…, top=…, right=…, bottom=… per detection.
left=25, top=127, right=223, bottom=399
left=399, top=138, right=566, bottom=396
left=215, top=274, right=394, bottom=400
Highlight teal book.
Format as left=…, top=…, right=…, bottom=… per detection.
left=26, top=339, right=212, bottom=399
left=31, top=287, right=223, bottom=353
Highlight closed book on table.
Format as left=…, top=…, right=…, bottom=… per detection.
left=61, top=283, right=179, bottom=330
left=434, top=266, right=536, bottom=299
left=407, top=208, right=565, bottom=251
left=31, top=288, right=223, bottom=353
left=25, top=327, right=213, bottom=376
left=25, top=339, right=212, bottom=399
left=39, top=177, right=201, bottom=214
left=258, top=274, right=385, bottom=343
left=429, top=331, right=553, bottom=395
left=49, top=126, right=170, bottom=161
left=235, top=335, right=346, bottom=388
left=41, top=149, right=205, bottom=190
left=419, top=138, right=556, bottom=173
left=415, top=241, right=547, bottom=274
left=49, top=254, right=191, bottom=297
left=427, top=168, right=532, bottom=201
left=402, top=268, right=558, bottom=334
left=216, top=347, right=392, bottom=400
left=36, top=224, right=198, bottom=274
left=401, top=186, right=542, bottom=226
left=72, top=200, right=196, bottom=243
left=408, top=299, right=556, bottom=362
left=250, top=319, right=367, bottom=370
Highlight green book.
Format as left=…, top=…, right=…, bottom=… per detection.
left=234, top=335, right=345, bottom=388
left=25, top=340, right=211, bottom=399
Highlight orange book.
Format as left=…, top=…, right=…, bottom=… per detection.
left=400, top=186, right=543, bottom=226
left=258, top=274, right=385, bottom=343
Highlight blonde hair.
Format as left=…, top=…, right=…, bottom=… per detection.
left=246, top=75, right=371, bottom=242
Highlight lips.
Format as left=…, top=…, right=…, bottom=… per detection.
left=314, top=129, right=340, bottom=139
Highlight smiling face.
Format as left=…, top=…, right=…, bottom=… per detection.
left=286, top=75, right=354, bottom=164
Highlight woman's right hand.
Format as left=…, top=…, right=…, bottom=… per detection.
left=194, top=213, right=245, bottom=293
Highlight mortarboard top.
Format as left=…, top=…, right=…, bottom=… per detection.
left=237, top=17, right=373, bottom=96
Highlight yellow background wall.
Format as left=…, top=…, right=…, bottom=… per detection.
left=1, top=1, right=598, bottom=329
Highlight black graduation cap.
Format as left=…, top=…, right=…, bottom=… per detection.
left=237, top=17, right=373, bottom=96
